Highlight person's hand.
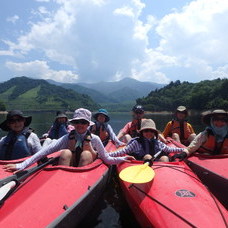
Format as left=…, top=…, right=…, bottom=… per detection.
left=170, top=152, right=187, bottom=161
left=3, top=164, right=18, bottom=172
left=117, top=142, right=126, bottom=148
left=123, top=155, right=135, bottom=162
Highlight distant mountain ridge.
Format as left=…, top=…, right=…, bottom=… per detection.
left=0, top=77, right=99, bottom=111
left=48, top=77, right=164, bottom=103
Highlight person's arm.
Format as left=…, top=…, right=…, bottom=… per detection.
left=91, top=135, right=133, bottom=165
left=162, top=121, right=172, bottom=138
left=117, top=122, right=130, bottom=139
left=28, top=132, right=42, bottom=154
left=157, top=140, right=186, bottom=154
left=107, top=124, right=125, bottom=146
left=187, top=131, right=208, bottom=155
left=187, top=123, right=195, bottom=134
left=9, top=134, right=69, bottom=171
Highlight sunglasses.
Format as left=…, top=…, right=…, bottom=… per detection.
left=212, top=117, right=228, bottom=122
left=72, top=119, right=89, bottom=125
left=143, top=129, right=155, bottom=133
left=9, top=118, right=24, bottom=124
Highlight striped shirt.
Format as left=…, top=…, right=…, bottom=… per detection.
left=15, top=133, right=127, bottom=170
left=109, top=139, right=184, bottom=158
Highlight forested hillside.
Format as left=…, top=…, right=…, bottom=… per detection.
left=0, top=77, right=99, bottom=111
left=137, top=78, right=228, bottom=111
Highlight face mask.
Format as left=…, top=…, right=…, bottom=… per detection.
left=210, top=119, right=228, bottom=142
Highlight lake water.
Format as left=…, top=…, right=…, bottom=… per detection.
left=0, top=111, right=205, bottom=227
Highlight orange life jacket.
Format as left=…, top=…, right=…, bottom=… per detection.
left=198, top=130, right=228, bottom=155
left=128, top=119, right=145, bottom=137
left=90, top=122, right=109, bottom=142
left=170, top=120, right=192, bottom=140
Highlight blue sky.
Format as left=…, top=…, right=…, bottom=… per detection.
left=0, top=0, right=227, bottom=84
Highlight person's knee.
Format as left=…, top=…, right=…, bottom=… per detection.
left=159, top=156, right=169, bottom=162
left=60, top=149, right=72, bottom=160
left=172, top=133, right=180, bottom=141
left=79, top=150, right=94, bottom=167
left=143, top=154, right=153, bottom=161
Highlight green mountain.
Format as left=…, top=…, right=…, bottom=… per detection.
left=78, top=77, right=164, bottom=102
left=137, top=78, right=228, bottom=111
left=0, top=77, right=100, bottom=111
left=48, top=77, right=164, bottom=104
left=47, top=80, right=117, bottom=103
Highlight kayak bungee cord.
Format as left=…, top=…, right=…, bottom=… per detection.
left=154, top=164, right=228, bottom=227
left=129, top=184, right=197, bottom=228
left=128, top=163, right=228, bottom=228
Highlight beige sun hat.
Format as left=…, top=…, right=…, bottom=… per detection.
left=175, top=106, right=188, bottom=115
left=201, top=109, right=228, bottom=125
left=139, top=119, right=158, bottom=135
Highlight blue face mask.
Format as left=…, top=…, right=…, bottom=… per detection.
left=210, top=119, right=228, bottom=142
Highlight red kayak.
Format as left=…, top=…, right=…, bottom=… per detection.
left=0, top=142, right=115, bottom=228
left=186, top=154, right=228, bottom=209
left=169, top=138, right=228, bottom=209
left=117, top=160, right=228, bottom=228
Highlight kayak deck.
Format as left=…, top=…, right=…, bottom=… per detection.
left=0, top=142, right=118, bottom=228
left=187, top=155, right=228, bottom=209
left=117, top=160, right=228, bottom=228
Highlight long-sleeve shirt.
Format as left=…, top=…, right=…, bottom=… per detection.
left=187, top=131, right=208, bottom=154
left=15, top=133, right=127, bottom=170
left=106, top=124, right=125, bottom=146
left=109, top=139, right=184, bottom=158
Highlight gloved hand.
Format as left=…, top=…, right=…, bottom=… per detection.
left=170, top=152, right=187, bottom=161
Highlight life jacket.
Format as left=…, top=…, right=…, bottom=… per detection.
left=48, top=122, right=68, bottom=139
left=130, top=137, right=159, bottom=160
left=170, top=119, right=192, bottom=140
left=90, top=122, right=109, bottom=144
left=128, top=119, right=144, bottom=138
left=67, top=130, right=93, bottom=166
left=0, top=128, right=33, bottom=160
left=198, top=129, right=228, bottom=155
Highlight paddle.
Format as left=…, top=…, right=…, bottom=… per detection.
left=0, top=157, right=56, bottom=204
left=119, top=151, right=162, bottom=184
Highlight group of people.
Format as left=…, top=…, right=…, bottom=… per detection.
left=0, top=104, right=227, bottom=172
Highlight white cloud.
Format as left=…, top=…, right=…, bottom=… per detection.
left=156, top=0, right=228, bottom=73
left=35, top=0, right=50, bottom=2
left=5, top=60, right=78, bottom=82
left=6, top=15, right=19, bottom=24
left=1, top=0, right=228, bottom=84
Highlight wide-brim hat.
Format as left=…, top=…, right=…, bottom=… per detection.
left=201, top=109, right=228, bottom=125
left=55, top=111, right=67, bottom=120
left=93, top=109, right=110, bottom=122
left=175, top=106, right=188, bottom=116
left=0, top=110, right=32, bottom=131
left=69, top=108, right=94, bottom=126
left=139, top=119, right=158, bottom=135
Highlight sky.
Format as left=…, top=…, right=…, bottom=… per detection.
left=0, top=0, right=227, bottom=84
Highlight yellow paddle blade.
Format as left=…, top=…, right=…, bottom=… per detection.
left=119, top=163, right=155, bottom=183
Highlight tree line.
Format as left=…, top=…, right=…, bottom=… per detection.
left=136, top=78, right=228, bottom=111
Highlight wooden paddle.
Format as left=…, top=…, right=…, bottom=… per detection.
left=0, top=157, right=56, bottom=204
left=119, top=151, right=162, bottom=184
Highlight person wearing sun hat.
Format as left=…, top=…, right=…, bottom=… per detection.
left=162, top=105, right=196, bottom=145
left=0, top=110, right=42, bottom=160
left=90, top=109, right=125, bottom=147
left=109, top=119, right=188, bottom=162
left=4, top=108, right=134, bottom=172
left=171, top=109, right=228, bottom=161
